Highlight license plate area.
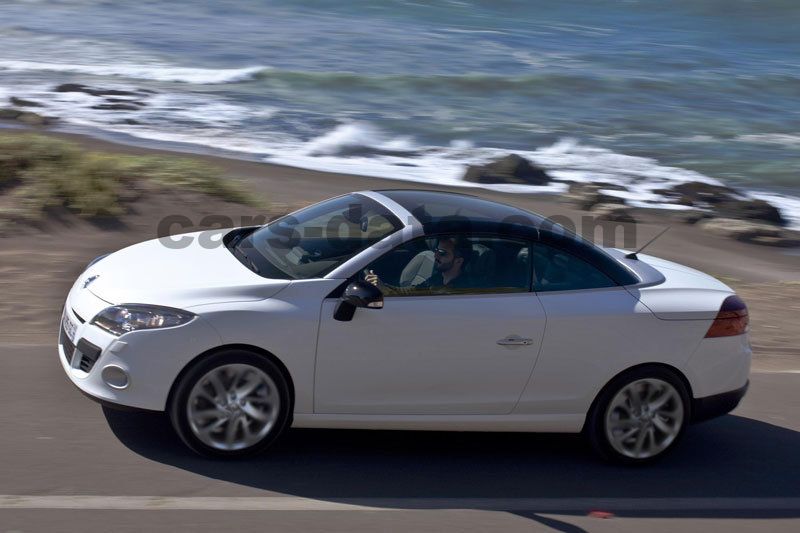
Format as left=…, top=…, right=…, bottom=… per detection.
left=62, top=311, right=78, bottom=344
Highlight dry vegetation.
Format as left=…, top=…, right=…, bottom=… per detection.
left=0, top=133, right=259, bottom=225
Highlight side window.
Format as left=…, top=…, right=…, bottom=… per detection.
left=364, top=234, right=531, bottom=296
left=532, top=243, right=616, bottom=292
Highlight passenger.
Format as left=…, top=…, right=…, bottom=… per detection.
left=365, top=236, right=472, bottom=294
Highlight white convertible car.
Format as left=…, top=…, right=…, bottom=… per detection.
left=59, top=190, right=750, bottom=463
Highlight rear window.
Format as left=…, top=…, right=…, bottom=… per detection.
left=532, top=243, right=617, bottom=292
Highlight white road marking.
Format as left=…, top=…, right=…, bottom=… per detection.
left=1, top=496, right=799, bottom=512
left=751, top=369, right=800, bottom=374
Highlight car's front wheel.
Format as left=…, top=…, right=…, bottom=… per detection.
left=586, top=367, right=690, bottom=465
left=169, top=349, right=292, bottom=458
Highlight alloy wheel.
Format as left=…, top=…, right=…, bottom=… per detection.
left=186, top=363, right=281, bottom=451
left=604, top=378, right=684, bottom=459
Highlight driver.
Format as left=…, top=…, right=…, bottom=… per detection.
left=365, top=235, right=472, bottom=294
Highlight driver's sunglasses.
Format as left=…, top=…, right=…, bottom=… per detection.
left=434, top=248, right=450, bottom=256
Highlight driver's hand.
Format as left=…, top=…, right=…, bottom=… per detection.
left=364, top=270, right=384, bottom=290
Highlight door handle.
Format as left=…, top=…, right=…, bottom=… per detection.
left=497, top=335, right=534, bottom=346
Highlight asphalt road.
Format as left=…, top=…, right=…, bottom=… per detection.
left=2, top=343, right=800, bottom=532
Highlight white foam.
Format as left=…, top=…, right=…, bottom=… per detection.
left=735, top=134, right=800, bottom=149
left=749, top=192, right=800, bottom=231
left=0, top=60, right=270, bottom=84
left=304, top=122, right=416, bottom=156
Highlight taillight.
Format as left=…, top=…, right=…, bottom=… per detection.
left=705, top=295, right=749, bottom=338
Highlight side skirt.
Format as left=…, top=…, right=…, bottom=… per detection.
left=291, top=413, right=584, bottom=433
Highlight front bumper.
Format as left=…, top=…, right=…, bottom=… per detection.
left=691, top=380, right=749, bottom=422
left=58, top=291, right=221, bottom=411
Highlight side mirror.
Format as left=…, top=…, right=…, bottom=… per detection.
left=334, top=280, right=384, bottom=321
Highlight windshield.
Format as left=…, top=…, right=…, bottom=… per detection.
left=229, top=194, right=402, bottom=279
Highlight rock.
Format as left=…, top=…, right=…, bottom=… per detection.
left=562, top=183, right=626, bottom=210
left=97, top=89, right=140, bottom=97
left=91, top=103, right=142, bottom=111
left=713, top=198, right=785, bottom=226
left=332, top=146, right=420, bottom=158
left=16, top=112, right=55, bottom=126
left=0, top=108, right=22, bottom=120
left=590, top=203, right=637, bottom=223
left=699, top=218, right=799, bottom=246
left=0, top=108, right=55, bottom=125
left=657, top=181, right=739, bottom=206
left=656, top=181, right=785, bottom=225
left=54, top=83, right=140, bottom=97
left=104, top=98, right=147, bottom=106
left=464, top=154, right=551, bottom=185
left=671, top=209, right=712, bottom=224
left=9, top=97, right=43, bottom=108
left=749, top=235, right=800, bottom=247
left=54, top=83, right=92, bottom=94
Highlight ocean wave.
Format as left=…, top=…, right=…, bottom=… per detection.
left=735, top=134, right=800, bottom=148
left=304, top=122, right=418, bottom=157
left=0, top=60, right=271, bottom=84
left=6, top=57, right=796, bottom=95
left=241, top=68, right=800, bottom=98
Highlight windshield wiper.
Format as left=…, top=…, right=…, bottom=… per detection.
left=229, top=226, right=258, bottom=252
left=226, top=228, right=262, bottom=274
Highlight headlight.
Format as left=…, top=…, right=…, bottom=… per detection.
left=91, top=305, right=195, bottom=336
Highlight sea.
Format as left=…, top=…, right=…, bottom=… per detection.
left=1, top=0, right=798, bottom=227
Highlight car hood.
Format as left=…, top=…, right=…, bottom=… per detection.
left=80, top=231, right=290, bottom=309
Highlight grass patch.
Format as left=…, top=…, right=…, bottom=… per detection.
left=0, top=133, right=260, bottom=221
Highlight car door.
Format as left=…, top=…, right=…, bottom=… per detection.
left=314, top=234, right=546, bottom=415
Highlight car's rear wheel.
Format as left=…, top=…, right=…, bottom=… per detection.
left=586, top=367, right=690, bottom=465
left=169, top=349, right=292, bottom=458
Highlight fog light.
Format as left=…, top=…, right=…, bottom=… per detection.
left=101, top=365, right=130, bottom=390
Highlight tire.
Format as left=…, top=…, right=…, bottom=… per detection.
left=168, top=349, right=292, bottom=458
left=585, top=366, right=691, bottom=465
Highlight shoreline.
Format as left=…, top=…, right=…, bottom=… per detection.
left=2, top=124, right=800, bottom=284
left=3, top=118, right=800, bottom=227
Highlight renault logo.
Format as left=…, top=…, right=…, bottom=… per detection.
left=82, top=275, right=100, bottom=289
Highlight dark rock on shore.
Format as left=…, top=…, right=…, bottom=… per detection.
left=0, top=108, right=21, bottom=120
left=671, top=209, right=713, bottom=225
left=91, top=103, right=143, bottom=111
left=657, top=181, right=785, bottom=226
left=590, top=203, right=637, bottom=223
left=54, top=84, right=148, bottom=98
left=330, top=145, right=420, bottom=158
left=714, top=198, right=784, bottom=226
left=700, top=218, right=800, bottom=247
left=0, top=108, right=56, bottom=126
left=657, top=181, right=739, bottom=206
left=104, top=98, right=147, bottom=106
left=562, top=183, right=626, bottom=210
left=9, top=97, right=43, bottom=108
left=464, top=154, right=551, bottom=185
